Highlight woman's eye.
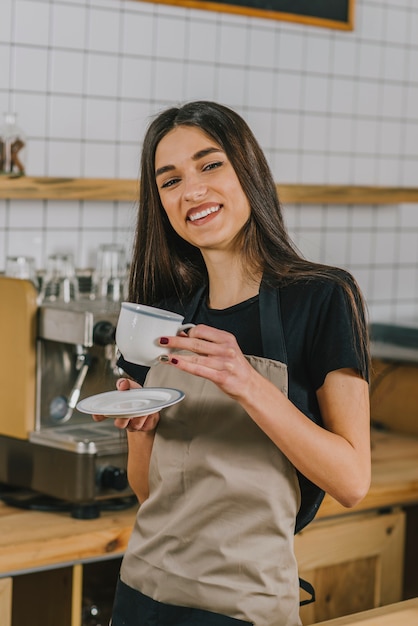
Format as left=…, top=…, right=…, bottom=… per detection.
left=203, top=161, right=223, bottom=172
left=161, top=177, right=180, bottom=189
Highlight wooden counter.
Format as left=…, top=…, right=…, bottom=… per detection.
left=314, top=597, right=418, bottom=625
left=0, top=429, right=417, bottom=576
left=0, top=502, right=137, bottom=576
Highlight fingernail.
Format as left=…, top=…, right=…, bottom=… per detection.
left=171, top=358, right=179, bottom=365
left=160, top=337, right=169, bottom=345
left=158, top=354, right=170, bottom=362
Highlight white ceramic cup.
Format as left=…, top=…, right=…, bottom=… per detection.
left=116, top=302, right=195, bottom=366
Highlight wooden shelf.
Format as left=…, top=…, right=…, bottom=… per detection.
left=278, top=185, right=418, bottom=205
left=0, top=176, right=139, bottom=202
left=1, top=176, right=418, bottom=204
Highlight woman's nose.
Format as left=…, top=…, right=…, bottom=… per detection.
left=184, top=180, right=207, bottom=202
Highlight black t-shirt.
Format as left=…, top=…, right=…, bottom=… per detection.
left=119, top=276, right=368, bottom=429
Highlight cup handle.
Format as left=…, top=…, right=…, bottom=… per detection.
left=177, top=323, right=195, bottom=335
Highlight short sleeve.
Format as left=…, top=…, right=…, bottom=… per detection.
left=307, top=280, right=369, bottom=390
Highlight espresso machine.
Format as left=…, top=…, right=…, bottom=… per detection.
left=0, top=276, right=134, bottom=518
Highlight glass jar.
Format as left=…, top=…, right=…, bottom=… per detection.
left=92, top=243, right=127, bottom=302
left=5, top=255, right=38, bottom=288
left=40, top=253, right=79, bottom=303
left=0, top=112, right=27, bottom=176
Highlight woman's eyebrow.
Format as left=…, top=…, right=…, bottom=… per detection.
left=155, top=164, right=175, bottom=178
left=192, top=147, right=223, bottom=160
left=155, top=147, right=223, bottom=178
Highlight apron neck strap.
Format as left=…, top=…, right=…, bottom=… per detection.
left=259, top=278, right=288, bottom=365
left=183, top=278, right=287, bottom=365
left=182, top=285, right=207, bottom=323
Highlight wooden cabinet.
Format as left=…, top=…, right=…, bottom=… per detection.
left=404, top=503, right=418, bottom=601
left=82, top=558, right=123, bottom=625
left=0, top=503, right=135, bottom=626
left=2, top=558, right=122, bottom=626
left=296, top=509, right=406, bottom=625
left=0, top=578, right=12, bottom=626
left=11, top=566, right=79, bottom=626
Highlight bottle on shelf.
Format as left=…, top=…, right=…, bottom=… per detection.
left=0, top=112, right=27, bottom=176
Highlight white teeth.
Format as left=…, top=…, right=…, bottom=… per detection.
left=189, top=205, right=220, bottom=222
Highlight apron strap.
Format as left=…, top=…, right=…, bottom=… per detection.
left=299, top=577, right=316, bottom=606
left=259, top=280, right=288, bottom=364
left=183, top=286, right=207, bottom=324
left=260, top=280, right=319, bottom=607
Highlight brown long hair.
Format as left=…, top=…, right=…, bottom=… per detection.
left=128, top=100, right=369, bottom=372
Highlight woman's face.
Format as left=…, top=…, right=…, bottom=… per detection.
left=154, top=125, right=251, bottom=254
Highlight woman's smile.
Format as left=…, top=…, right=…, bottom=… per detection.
left=187, top=203, right=222, bottom=223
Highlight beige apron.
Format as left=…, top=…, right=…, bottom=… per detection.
left=120, top=352, right=302, bottom=626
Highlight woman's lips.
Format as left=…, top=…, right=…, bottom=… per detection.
left=187, top=204, right=221, bottom=222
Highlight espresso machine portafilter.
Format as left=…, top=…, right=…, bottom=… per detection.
left=0, top=277, right=133, bottom=518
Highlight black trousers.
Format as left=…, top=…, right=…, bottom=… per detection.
left=111, top=578, right=253, bottom=626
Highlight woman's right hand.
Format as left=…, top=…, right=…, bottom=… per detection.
left=92, top=377, right=160, bottom=432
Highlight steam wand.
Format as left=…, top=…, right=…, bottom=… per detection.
left=49, top=346, right=92, bottom=423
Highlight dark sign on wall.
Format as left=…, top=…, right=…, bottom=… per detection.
left=131, top=0, right=355, bottom=30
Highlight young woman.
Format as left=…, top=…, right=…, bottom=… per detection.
left=94, top=101, right=370, bottom=626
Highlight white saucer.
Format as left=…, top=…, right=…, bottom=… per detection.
left=76, top=387, right=185, bottom=419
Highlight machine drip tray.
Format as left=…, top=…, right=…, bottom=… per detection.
left=29, top=420, right=127, bottom=454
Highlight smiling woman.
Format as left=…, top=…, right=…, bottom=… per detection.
left=93, top=100, right=370, bottom=626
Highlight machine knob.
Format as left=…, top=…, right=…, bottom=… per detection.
left=99, top=465, right=128, bottom=491
left=93, top=320, right=115, bottom=346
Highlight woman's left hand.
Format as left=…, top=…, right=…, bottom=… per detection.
left=159, top=324, right=256, bottom=400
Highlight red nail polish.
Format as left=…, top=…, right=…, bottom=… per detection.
left=171, top=358, right=178, bottom=365
left=160, top=337, right=169, bottom=345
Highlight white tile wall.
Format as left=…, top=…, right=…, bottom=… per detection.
left=14, top=0, right=50, bottom=46
left=50, top=50, right=85, bottom=94
left=14, top=46, right=49, bottom=92
left=47, top=141, right=82, bottom=177
left=1, top=0, right=418, bottom=322
left=51, top=3, right=87, bottom=49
